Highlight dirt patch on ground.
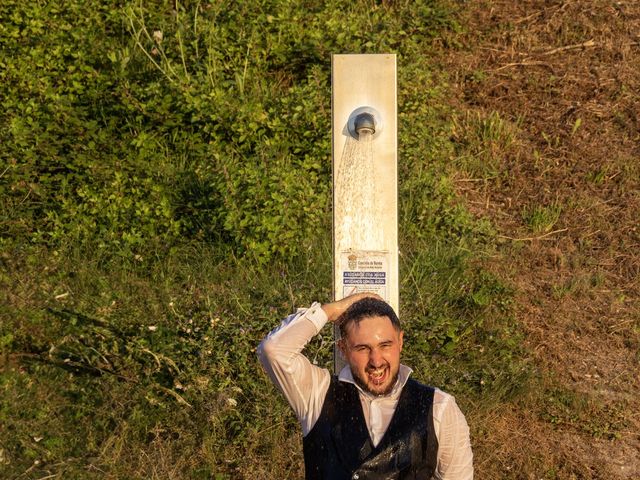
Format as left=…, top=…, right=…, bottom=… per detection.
left=443, top=1, right=640, bottom=478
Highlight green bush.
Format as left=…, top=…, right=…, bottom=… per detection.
left=1, top=0, right=461, bottom=262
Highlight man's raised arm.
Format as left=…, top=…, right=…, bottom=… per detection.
left=257, top=293, right=378, bottom=434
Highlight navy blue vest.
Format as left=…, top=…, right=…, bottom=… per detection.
left=302, top=376, right=438, bottom=480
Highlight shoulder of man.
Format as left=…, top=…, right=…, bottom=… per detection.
left=404, top=379, right=461, bottom=418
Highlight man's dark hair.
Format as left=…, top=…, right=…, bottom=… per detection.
left=337, top=297, right=401, bottom=339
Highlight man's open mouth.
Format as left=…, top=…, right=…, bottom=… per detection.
left=367, top=367, right=388, bottom=385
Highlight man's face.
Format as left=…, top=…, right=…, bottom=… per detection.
left=339, top=315, right=404, bottom=396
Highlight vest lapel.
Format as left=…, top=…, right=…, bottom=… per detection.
left=330, top=380, right=374, bottom=470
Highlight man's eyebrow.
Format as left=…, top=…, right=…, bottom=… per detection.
left=352, top=339, right=394, bottom=348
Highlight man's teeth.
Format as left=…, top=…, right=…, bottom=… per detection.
left=369, top=368, right=385, bottom=378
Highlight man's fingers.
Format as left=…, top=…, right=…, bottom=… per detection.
left=322, top=291, right=383, bottom=322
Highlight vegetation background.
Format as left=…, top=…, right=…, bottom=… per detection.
left=1, top=0, right=638, bottom=478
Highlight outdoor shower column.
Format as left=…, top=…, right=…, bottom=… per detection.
left=331, top=54, right=398, bottom=371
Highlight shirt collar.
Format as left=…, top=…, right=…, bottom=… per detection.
left=338, top=364, right=413, bottom=399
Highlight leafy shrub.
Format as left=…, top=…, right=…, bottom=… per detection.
left=1, top=0, right=460, bottom=262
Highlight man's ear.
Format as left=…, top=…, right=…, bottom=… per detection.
left=398, top=330, right=404, bottom=351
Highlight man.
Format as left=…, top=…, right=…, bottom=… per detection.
left=258, top=293, right=473, bottom=479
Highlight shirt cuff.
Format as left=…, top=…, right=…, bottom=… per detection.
left=303, top=302, right=328, bottom=332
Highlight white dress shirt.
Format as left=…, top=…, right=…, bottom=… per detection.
left=258, top=302, right=474, bottom=479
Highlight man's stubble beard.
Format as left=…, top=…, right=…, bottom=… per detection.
left=351, top=366, right=400, bottom=397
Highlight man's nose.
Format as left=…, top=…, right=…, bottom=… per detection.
left=368, top=349, right=384, bottom=367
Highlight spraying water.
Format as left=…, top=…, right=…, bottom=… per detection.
left=335, top=129, right=382, bottom=251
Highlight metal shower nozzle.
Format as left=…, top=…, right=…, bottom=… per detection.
left=354, top=112, right=376, bottom=135
left=347, top=106, right=382, bottom=140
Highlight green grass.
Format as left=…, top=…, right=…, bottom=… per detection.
left=1, top=242, right=329, bottom=478
left=541, top=385, right=629, bottom=440
left=522, top=202, right=563, bottom=234
left=451, top=110, right=520, bottom=179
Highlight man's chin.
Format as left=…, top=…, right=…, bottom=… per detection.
left=368, top=384, right=394, bottom=396
left=353, top=371, right=399, bottom=397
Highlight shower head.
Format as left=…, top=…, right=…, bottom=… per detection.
left=347, top=106, right=383, bottom=140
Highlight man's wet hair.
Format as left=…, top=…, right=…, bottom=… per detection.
left=337, top=297, right=401, bottom=339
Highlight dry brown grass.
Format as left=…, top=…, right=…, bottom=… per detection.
left=445, top=0, right=640, bottom=478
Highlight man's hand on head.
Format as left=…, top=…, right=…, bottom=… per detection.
left=321, top=292, right=383, bottom=323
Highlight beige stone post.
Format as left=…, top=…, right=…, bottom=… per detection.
left=331, top=54, right=398, bottom=371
